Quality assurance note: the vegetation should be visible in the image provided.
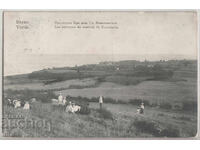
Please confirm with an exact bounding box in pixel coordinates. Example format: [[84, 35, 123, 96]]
[[105, 76, 148, 85], [28, 70, 94, 84], [159, 126, 180, 137], [25, 59, 187, 85], [78, 106, 91, 115], [4, 89, 197, 113], [159, 102, 172, 110], [4, 89, 57, 103], [96, 108, 114, 120], [3, 59, 197, 138], [132, 118, 180, 137], [129, 99, 150, 106], [182, 101, 197, 112]]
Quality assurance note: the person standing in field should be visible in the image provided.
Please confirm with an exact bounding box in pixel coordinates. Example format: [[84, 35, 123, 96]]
[[58, 92, 63, 105], [99, 96, 103, 109], [140, 102, 144, 114], [63, 96, 67, 105]]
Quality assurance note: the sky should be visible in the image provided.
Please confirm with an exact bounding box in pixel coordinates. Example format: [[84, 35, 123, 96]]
[[4, 11, 198, 75]]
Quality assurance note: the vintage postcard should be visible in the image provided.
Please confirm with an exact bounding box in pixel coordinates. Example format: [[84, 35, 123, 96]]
[[1, 11, 199, 138]]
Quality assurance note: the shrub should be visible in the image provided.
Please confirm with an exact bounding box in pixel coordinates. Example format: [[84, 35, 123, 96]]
[[97, 108, 113, 120], [160, 102, 172, 110], [78, 106, 91, 115]]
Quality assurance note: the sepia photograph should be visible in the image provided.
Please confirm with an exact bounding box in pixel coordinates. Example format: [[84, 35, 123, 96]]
[[2, 11, 198, 138]]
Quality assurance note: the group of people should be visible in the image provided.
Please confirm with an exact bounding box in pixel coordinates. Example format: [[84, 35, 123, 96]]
[[58, 93, 67, 105], [57, 93, 145, 114], [66, 101, 81, 113], [57, 93, 104, 107], [8, 92, 145, 114], [7, 99, 30, 110], [54, 93, 81, 113]]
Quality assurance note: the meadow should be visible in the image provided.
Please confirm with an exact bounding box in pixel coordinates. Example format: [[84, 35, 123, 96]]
[[3, 59, 198, 138], [3, 100, 197, 137]]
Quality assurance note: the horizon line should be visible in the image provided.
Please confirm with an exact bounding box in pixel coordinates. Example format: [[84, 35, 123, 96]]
[[4, 58, 197, 77]]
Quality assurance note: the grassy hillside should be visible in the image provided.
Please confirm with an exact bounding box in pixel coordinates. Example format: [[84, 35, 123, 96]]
[[3, 59, 197, 138], [4, 59, 197, 90]]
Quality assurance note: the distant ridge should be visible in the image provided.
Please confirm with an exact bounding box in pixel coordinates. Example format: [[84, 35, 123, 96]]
[[4, 56, 197, 77]]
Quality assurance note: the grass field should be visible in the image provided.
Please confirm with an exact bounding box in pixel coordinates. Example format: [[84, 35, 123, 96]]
[[3, 59, 197, 138], [3, 101, 197, 137], [4, 77, 98, 91], [57, 79, 197, 104]]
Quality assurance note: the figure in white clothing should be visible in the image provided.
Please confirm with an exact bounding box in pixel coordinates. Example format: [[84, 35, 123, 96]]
[[13, 100, 21, 108], [66, 101, 73, 113], [99, 96, 103, 109], [58, 92, 63, 105], [63, 97, 67, 105], [137, 102, 145, 114], [23, 101, 30, 110]]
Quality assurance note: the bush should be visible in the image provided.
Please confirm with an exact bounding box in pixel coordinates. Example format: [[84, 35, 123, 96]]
[[160, 102, 172, 110], [78, 106, 91, 115], [97, 108, 113, 120]]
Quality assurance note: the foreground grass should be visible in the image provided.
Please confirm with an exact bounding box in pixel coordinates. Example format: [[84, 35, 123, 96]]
[[3, 104, 134, 137], [3, 100, 197, 138]]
